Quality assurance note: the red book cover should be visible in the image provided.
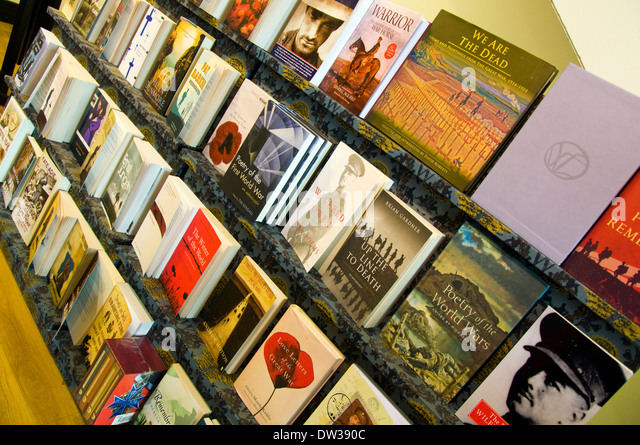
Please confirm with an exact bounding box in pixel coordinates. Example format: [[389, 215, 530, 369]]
[[159, 209, 222, 315], [562, 170, 640, 324], [224, 0, 270, 38]]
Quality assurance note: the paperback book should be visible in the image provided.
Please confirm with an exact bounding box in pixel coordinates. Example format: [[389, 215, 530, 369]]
[[234, 304, 345, 425], [321, 189, 444, 327], [142, 17, 215, 115], [246, 0, 297, 51], [562, 169, 640, 325], [365, 9, 557, 192], [197, 255, 288, 374], [472, 63, 640, 265], [159, 207, 240, 318], [281, 141, 393, 272], [380, 222, 549, 402], [1, 135, 41, 209], [0, 97, 35, 182], [13, 27, 64, 98], [223, 0, 271, 39], [72, 0, 109, 39], [455, 306, 632, 425], [99, 0, 150, 65], [304, 363, 410, 425], [317, 0, 424, 116], [202, 78, 274, 175]]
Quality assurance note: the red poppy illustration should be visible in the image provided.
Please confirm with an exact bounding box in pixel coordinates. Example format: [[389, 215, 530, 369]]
[[251, 331, 314, 417], [206, 121, 242, 166]]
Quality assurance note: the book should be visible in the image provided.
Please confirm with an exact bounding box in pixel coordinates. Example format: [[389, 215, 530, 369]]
[[281, 141, 393, 272], [48, 218, 101, 309], [80, 108, 144, 198], [223, 0, 271, 39], [132, 175, 205, 277], [117, 5, 176, 89], [13, 27, 64, 98], [69, 88, 120, 165], [562, 169, 640, 325], [246, 0, 297, 51], [142, 17, 215, 115], [134, 363, 211, 425], [316, 0, 424, 116], [455, 306, 632, 425], [472, 63, 640, 265], [220, 99, 319, 222], [192, 0, 234, 20], [233, 304, 345, 425], [85, 0, 123, 44], [64, 250, 125, 345], [0, 97, 35, 182], [365, 9, 558, 193], [73, 337, 166, 425], [25, 47, 99, 143], [28, 189, 81, 277], [304, 363, 410, 425], [72, 0, 109, 39], [202, 78, 274, 175], [588, 366, 640, 425], [1, 136, 41, 209], [99, 0, 150, 65], [380, 221, 550, 403], [59, 0, 82, 21], [271, 0, 369, 82], [93, 0, 128, 53], [321, 189, 445, 327], [11, 149, 71, 245], [159, 207, 240, 318], [100, 137, 171, 235], [197, 255, 288, 374], [165, 49, 241, 147], [82, 282, 154, 364]]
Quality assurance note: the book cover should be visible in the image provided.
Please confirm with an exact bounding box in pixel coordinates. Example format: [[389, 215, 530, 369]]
[[0, 96, 36, 182], [223, 0, 271, 39], [133, 363, 211, 425], [202, 78, 274, 175], [142, 18, 215, 114], [380, 222, 549, 402], [221, 100, 316, 222], [234, 304, 345, 425], [304, 363, 410, 425], [455, 306, 632, 425], [365, 9, 557, 192], [281, 141, 392, 272], [247, 0, 298, 51], [13, 27, 64, 97], [472, 63, 640, 266], [317, 0, 423, 115], [562, 169, 640, 325], [72, 0, 108, 38], [271, 0, 360, 81], [321, 189, 444, 327], [1, 136, 39, 210], [197, 255, 288, 374]]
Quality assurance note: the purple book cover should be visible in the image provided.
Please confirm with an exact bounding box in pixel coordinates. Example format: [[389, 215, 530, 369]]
[[472, 63, 640, 265]]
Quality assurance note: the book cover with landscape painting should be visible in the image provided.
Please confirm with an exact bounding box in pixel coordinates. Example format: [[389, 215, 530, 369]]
[[365, 9, 557, 192]]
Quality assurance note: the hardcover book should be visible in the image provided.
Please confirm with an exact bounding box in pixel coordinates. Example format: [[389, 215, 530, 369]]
[[0, 97, 35, 182], [134, 363, 211, 425], [202, 78, 274, 175], [271, 0, 366, 82], [365, 9, 557, 192], [142, 17, 215, 115], [304, 363, 410, 425], [117, 5, 176, 88], [472, 63, 640, 265], [220, 100, 318, 222], [281, 141, 393, 272], [73, 337, 166, 425], [562, 169, 640, 325], [159, 207, 240, 318], [380, 222, 549, 402], [69, 88, 120, 165], [321, 189, 444, 327], [13, 27, 64, 98], [234, 304, 345, 425], [317, 0, 424, 116], [165, 49, 241, 147], [455, 306, 632, 425], [2, 136, 41, 209], [197, 255, 288, 374]]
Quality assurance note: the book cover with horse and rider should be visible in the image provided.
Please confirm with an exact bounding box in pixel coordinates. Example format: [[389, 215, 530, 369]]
[[318, 0, 424, 115]]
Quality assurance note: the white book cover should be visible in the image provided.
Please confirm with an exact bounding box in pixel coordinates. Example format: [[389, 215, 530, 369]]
[[14, 28, 64, 97], [0, 97, 35, 182]]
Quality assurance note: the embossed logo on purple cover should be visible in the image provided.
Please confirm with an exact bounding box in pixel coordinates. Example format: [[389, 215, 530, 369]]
[[543, 141, 589, 180]]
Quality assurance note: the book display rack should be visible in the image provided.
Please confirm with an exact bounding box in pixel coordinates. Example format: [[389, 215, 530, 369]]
[[1, 0, 638, 425]]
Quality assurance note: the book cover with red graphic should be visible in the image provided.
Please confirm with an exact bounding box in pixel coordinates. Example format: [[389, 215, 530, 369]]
[[234, 304, 344, 425], [562, 170, 640, 325]]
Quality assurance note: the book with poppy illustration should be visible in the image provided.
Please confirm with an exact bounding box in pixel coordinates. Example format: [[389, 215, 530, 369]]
[[223, 0, 271, 39], [233, 304, 344, 425], [202, 78, 274, 175]]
